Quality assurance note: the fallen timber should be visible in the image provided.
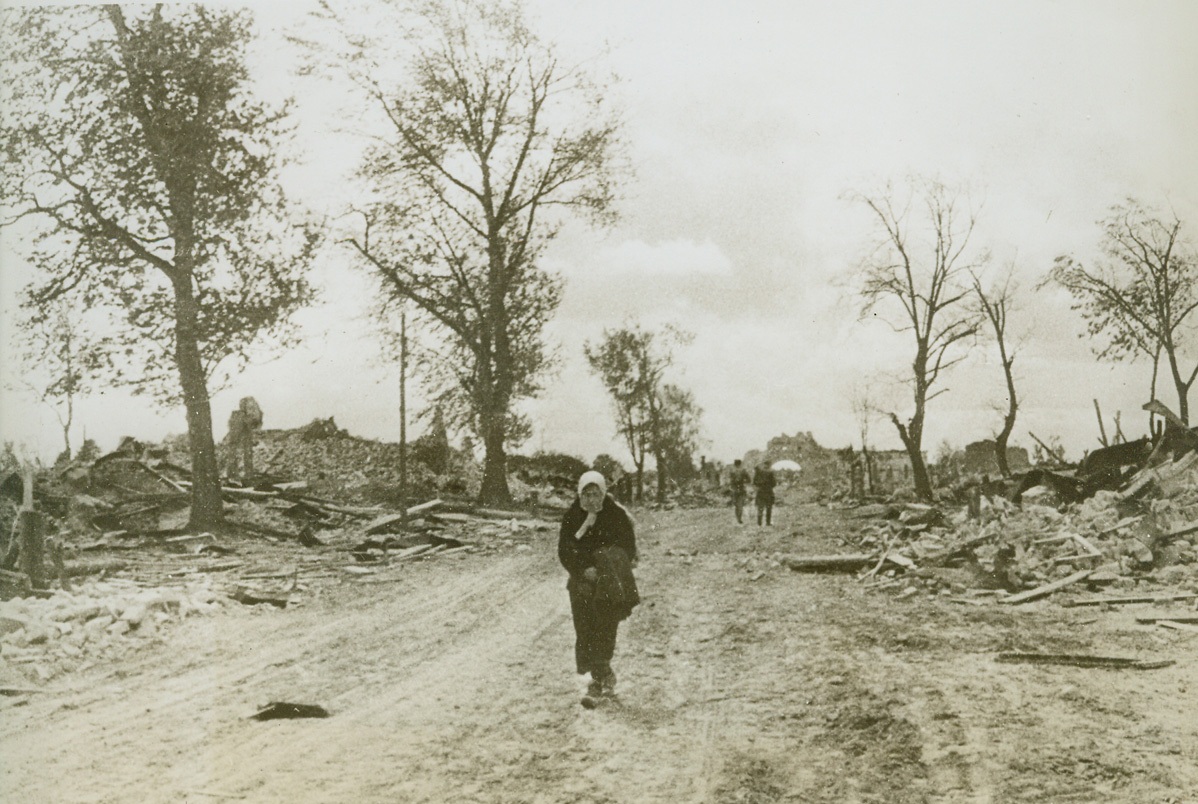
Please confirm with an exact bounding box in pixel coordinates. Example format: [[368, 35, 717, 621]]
[[995, 652, 1174, 670], [1000, 570, 1093, 605], [1062, 592, 1198, 608], [784, 554, 908, 573]]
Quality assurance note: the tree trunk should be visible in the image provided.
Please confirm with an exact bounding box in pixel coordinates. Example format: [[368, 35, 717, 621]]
[[864, 446, 875, 495], [890, 412, 933, 501], [17, 510, 47, 590], [478, 236, 514, 506], [1165, 349, 1191, 425], [991, 366, 1020, 474], [478, 410, 512, 505], [60, 386, 74, 460], [994, 429, 1011, 478], [173, 277, 223, 531], [654, 449, 667, 504]]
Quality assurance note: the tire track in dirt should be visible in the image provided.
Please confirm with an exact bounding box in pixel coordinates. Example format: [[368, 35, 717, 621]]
[[0, 551, 568, 804]]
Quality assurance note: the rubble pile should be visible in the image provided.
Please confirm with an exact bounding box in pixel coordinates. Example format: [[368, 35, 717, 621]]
[[0, 415, 577, 692], [0, 577, 225, 686], [250, 422, 453, 502], [810, 447, 1198, 604]]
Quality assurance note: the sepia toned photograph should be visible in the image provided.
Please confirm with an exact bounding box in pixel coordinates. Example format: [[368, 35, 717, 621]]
[[1, 1, 1196, 801]]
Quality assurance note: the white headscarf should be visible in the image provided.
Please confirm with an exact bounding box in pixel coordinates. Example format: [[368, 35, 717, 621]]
[[577, 470, 607, 497]]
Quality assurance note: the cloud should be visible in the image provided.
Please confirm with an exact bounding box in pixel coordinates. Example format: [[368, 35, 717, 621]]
[[591, 237, 735, 279]]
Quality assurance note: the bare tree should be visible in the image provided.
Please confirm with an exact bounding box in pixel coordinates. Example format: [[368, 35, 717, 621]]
[[314, 0, 625, 504], [852, 180, 982, 501], [848, 383, 878, 494], [970, 264, 1021, 477], [11, 295, 111, 461], [1049, 200, 1198, 423]]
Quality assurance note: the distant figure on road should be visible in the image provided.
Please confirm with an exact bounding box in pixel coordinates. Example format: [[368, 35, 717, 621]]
[[753, 463, 777, 526], [558, 471, 639, 702], [729, 459, 751, 524]]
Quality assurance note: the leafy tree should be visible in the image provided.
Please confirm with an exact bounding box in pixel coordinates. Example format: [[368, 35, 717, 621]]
[[585, 324, 693, 503], [653, 384, 704, 487], [852, 180, 983, 501], [0, 5, 319, 530], [1049, 200, 1198, 424], [592, 454, 625, 483], [315, 0, 625, 505], [411, 406, 452, 476]]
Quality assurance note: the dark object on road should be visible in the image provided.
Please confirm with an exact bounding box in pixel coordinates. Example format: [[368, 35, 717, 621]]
[[250, 702, 330, 720]]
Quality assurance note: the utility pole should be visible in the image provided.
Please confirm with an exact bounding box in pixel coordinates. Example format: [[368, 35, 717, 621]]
[[399, 310, 408, 529]]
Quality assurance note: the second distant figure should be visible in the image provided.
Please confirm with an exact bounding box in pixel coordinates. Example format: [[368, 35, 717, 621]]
[[753, 463, 777, 526], [729, 459, 751, 524]]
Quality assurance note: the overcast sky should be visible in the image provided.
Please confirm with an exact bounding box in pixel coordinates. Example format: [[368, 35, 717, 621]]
[[2, 0, 1197, 468]]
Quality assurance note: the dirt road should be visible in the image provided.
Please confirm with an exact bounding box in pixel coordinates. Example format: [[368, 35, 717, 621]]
[[3, 504, 1196, 803]]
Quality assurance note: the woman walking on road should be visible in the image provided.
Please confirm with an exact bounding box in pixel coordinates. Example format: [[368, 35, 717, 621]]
[[558, 471, 639, 700]]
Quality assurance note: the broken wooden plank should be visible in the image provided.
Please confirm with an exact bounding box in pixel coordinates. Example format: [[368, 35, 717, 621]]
[[861, 534, 897, 580], [1096, 516, 1142, 536], [138, 461, 189, 494], [418, 544, 448, 559], [196, 560, 244, 573], [784, 554, 876, 573], [995, 652, 1174, 670], [1121, 451, 1198, 499], [163, 533, 215, 544], [1050, 534, 1103, 566], [945, 596, 991, 606], [238, 570, 300, 581], [920, 531, 999, 567], [289, 496, 384, 517], [1160, 520, 1198, 542], [387, 544, 434, 561], [178, 481, 278, 499], [1001, 569, 1093, 605], [363, 499, 444, 535], [225, 517, 324, 547], [428, 512, 480, 524], [1033, 534, 1078, 545], [1135, 615, 1198, 624], [1062, 592, 1198, 608], [1072, 533, 1103, 558], [1157, 621, 1198, 634]]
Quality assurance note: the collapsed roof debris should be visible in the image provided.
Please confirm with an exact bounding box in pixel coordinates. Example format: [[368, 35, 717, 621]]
[[0, 420, 565, 688], [792, 401, 1198, 608]]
